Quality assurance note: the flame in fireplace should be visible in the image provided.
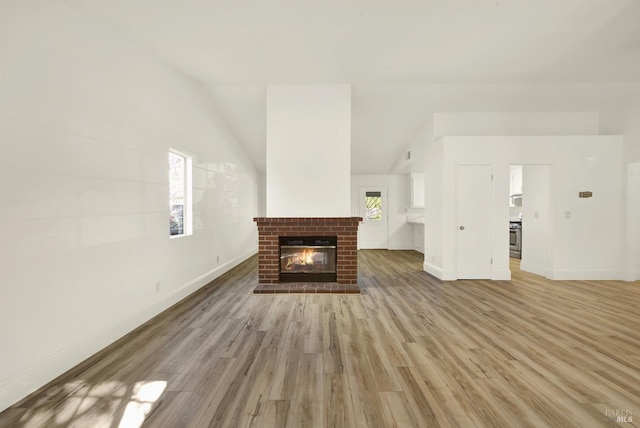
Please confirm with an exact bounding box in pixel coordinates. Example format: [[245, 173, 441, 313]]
[[284, 248, 316, 270], [299, 248, 314, 265]]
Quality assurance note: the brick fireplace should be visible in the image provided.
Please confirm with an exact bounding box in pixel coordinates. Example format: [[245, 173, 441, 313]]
[[253, 217, 362, 293]]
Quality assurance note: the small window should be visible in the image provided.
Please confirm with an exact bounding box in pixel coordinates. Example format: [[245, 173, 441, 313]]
[[364, 191, 382, 221], [169, 150, 192, 237]]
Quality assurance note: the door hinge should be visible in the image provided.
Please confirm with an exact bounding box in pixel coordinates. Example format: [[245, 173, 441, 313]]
[[491, 258, 493, 264], [491, 174, 494, 181]]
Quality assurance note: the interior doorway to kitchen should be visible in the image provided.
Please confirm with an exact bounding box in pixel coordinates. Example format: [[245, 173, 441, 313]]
[[511, 164, 551, 277]]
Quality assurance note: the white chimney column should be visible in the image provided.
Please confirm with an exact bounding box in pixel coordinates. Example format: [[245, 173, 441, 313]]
[[266, 85, 351, 217]]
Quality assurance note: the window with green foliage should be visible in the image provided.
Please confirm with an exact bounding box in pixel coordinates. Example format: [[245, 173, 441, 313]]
[[365, 191, 382, 220], [169, 150, 192, 237]]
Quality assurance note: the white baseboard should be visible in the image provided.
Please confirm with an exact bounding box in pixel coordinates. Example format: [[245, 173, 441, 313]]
[[423, 261, 635, 283], [492, 270, 511, 280], [424, 261, 443, 279], [423, 262, 457, 281], [622, 270, 639, 282], [0, 248, 257, 413], [424, 262, 510, 281], [519, 261, 547, 277], [548, 269, 626, 281], [386, 243, 415, 251]]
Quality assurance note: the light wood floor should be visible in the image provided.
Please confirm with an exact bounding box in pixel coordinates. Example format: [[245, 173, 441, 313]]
[[2, 251, 639, 427]]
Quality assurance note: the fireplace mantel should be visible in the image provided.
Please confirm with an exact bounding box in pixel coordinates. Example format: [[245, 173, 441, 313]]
[[253, 217, 362, 293]]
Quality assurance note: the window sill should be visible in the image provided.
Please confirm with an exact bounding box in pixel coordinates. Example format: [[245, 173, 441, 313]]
[[170, 233, 192, 240]]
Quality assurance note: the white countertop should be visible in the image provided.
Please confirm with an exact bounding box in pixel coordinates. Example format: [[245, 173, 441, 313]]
[[406, 215, 424, 224]]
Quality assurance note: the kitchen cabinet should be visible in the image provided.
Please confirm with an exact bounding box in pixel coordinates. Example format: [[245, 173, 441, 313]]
[[510, 165, 523, 194], [510, 165, 523, 207], [413, 223, 424, 253], [410, 173, 425, 208], [407, 215, 424, 253]]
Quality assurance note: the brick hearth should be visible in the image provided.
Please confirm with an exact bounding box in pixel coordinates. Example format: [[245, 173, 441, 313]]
[[253, 217, 362, 293]]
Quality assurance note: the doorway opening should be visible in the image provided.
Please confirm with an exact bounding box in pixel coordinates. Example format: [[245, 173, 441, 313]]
[[509, 164, 551, 278]]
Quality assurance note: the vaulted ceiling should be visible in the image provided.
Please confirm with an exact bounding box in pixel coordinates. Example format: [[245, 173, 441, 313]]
[[63, 0, 640, 173]]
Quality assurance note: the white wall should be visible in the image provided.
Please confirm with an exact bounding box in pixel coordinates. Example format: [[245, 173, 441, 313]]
[[623, 104, 640, 280], [0, 1, 259, 411], [424, 139, 445, 276], [258, 174, 267, 217], [392, 119, 431, 174], [266, 85, 351, 217], [520, 165, 551, 276], [624, 102, 640, 163], [627, 163, 640, 280], [424, 136, 624, 281], [433, 112, 600, 138], [351, 175, 413, 250]]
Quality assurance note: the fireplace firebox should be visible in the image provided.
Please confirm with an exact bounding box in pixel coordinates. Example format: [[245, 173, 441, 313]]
[[279, 236, 337, 282]]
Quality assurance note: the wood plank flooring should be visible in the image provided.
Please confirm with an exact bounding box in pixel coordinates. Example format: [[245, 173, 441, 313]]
[[1, 251, 639, 427]]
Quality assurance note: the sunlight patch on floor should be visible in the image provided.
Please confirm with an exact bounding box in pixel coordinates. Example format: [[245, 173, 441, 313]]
[[118, 380, 167, 428], [17, 379, 167, 428]]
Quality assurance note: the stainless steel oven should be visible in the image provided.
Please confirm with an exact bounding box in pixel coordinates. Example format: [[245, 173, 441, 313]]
[[509, 221, 522, 258]]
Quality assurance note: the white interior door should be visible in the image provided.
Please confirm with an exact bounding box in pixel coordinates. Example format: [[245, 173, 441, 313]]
[[457, 165, 493, 279], [359, 187, 388, 249]]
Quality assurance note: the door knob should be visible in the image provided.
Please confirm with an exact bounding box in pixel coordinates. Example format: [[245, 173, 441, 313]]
[[459, 226, 465, 230]]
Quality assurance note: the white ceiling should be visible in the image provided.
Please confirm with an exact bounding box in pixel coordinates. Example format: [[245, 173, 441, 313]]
[[63, 0, 640, 173]]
